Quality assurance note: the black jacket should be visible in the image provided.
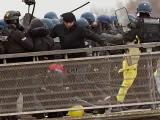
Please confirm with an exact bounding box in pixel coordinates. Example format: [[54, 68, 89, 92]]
[[50, 23, 103, 49], [3, 25, 33, 63], [28, 19, 55, 60], [4, 26, 33, 54]]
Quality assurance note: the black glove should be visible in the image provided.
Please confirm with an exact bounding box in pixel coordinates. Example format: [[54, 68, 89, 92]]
[[11, 30, 26, 43], [123, 30, 137, 43], [17, 24, 25, 32]]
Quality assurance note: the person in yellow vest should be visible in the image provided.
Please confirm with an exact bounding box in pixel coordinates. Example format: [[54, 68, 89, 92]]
[[112, 35, 140, 112]]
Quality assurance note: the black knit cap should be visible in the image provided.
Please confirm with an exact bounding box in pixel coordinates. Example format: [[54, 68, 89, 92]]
[[61, 12, 76, 22]]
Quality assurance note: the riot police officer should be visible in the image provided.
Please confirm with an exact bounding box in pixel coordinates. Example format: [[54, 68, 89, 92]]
[[4, 10, 33, 62], [97, 14, 124, 55], [136, 1, 160, 108], [136, 1, 152, 18], [134, 1, 160, 51], [80, 12, 95, 25], [80, 12, 99, 33], [97, 14, 119, 34], [28, 18, 55, 60]]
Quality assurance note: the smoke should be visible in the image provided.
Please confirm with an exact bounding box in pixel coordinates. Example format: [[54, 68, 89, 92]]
[[91, 0, 160, 17]]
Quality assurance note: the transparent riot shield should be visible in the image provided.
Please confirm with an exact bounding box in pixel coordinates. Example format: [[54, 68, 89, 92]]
[[115, 7, 131, 33], [115, 7, 140, 66]]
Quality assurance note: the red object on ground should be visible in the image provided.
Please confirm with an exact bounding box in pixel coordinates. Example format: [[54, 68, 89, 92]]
[[48, 64, 67, 76]]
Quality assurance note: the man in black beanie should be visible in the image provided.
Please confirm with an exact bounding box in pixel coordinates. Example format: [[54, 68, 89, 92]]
[[50, 12, 106, 58], [49, 12, 107, 115], [61, 12, 76, 29]]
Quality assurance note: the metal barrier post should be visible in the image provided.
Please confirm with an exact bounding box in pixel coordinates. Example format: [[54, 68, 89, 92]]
[[65, 54, 68, 59], [147, 48, 156, 109], [3, 59, 6, 64]]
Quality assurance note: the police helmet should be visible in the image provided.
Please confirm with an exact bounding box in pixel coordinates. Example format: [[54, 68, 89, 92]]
[[50, 19, 60, 27], [4, 10, 21, 24], [97, 14, 112, 24], [76, 18, 89, 28], [80, 12, 95, 24], [41, 18, 54, 29], [44, 12, 58, 19], [137, 1, 152, 14]]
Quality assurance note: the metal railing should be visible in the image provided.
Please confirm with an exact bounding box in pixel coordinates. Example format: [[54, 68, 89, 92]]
[[0, 42, 159, 117], [0, 42, 159, 60]]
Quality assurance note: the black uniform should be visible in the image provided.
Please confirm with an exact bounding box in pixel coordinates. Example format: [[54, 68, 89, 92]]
[[5, 26, 33, 54], [92, 23, 124, 55], [50, 23, 104, 58], [4, 25, 33, 63], [28, 19, 55, 60]]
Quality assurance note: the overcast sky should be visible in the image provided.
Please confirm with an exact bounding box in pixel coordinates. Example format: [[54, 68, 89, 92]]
[[0, 0, 128, 19]]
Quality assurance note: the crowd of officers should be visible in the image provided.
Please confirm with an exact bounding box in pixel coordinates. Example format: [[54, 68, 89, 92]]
[[0, 6, 133, 63], [0, 0, 158, 119], [0, 1, 156, 63]]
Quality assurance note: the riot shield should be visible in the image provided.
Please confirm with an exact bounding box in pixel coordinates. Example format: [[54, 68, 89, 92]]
[[115, 7, 131, 33], [115, 7, 140, 65]]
